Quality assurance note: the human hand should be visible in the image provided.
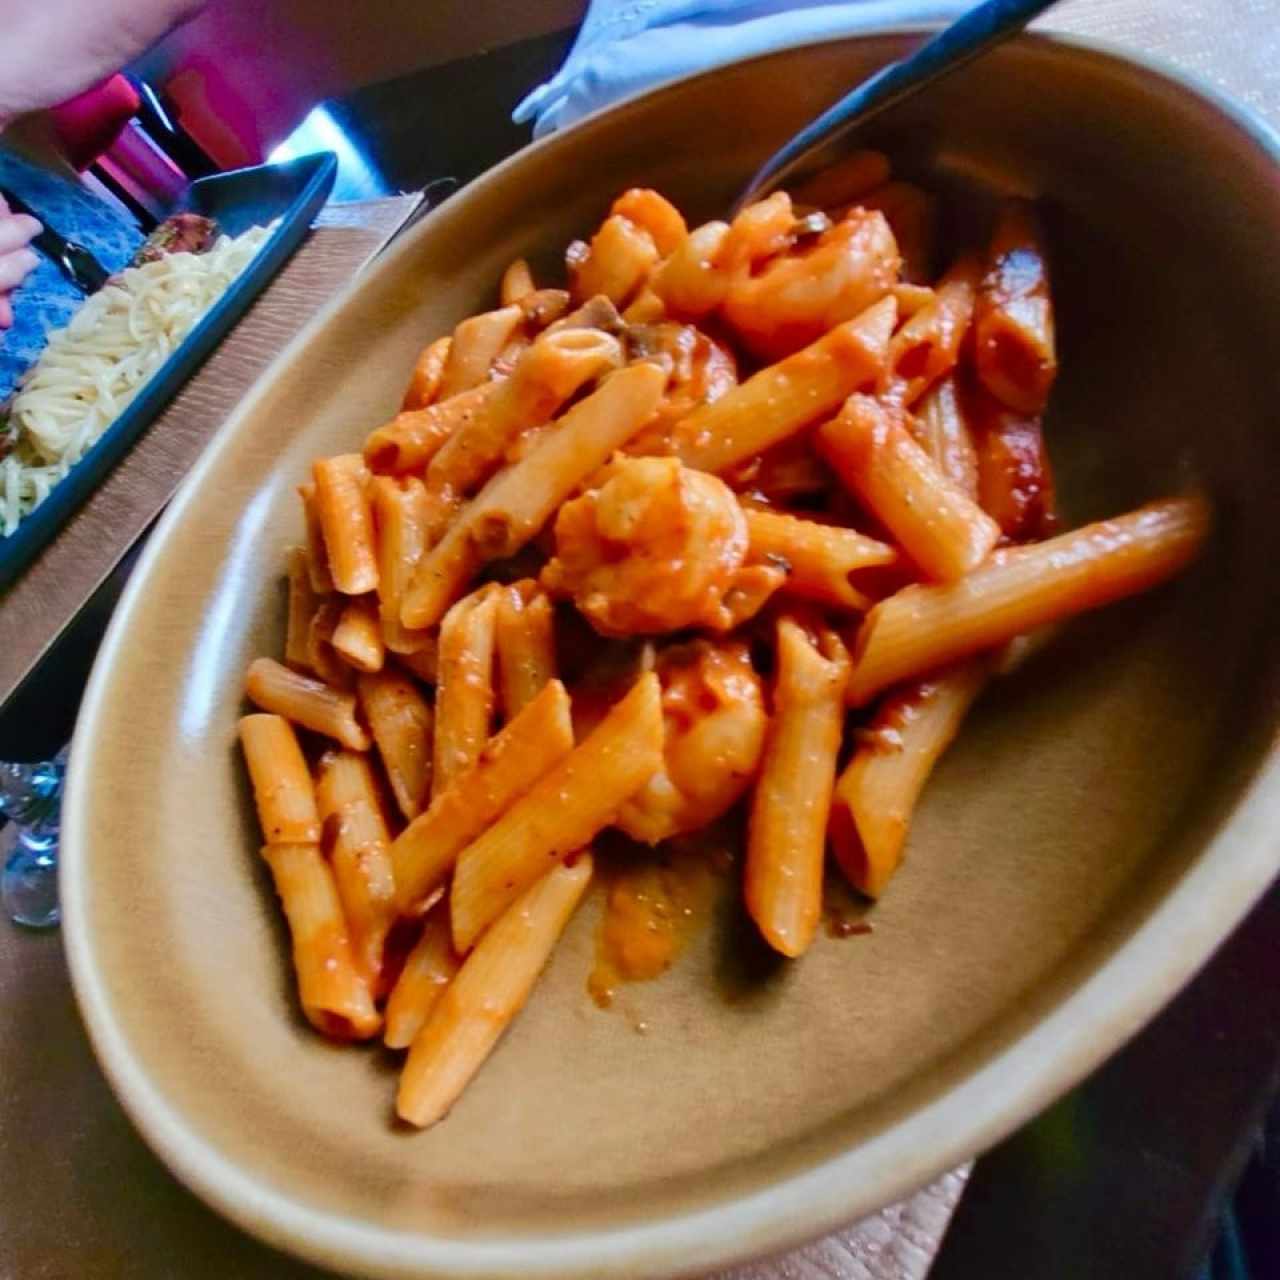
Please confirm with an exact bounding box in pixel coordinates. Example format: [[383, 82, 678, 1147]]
[[0, 195, 41, 330]]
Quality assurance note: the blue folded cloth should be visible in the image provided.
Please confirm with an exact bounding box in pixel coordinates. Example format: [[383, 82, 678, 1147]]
[[0, 150, 142, 402], [514, 0, 967, 136]]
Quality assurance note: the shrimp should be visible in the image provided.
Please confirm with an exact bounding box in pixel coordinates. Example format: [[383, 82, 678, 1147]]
[[720, 207, 901, 361], [541, 456, 777, 636], [623, 322, 738, 458], [616, 641, 767, 843]]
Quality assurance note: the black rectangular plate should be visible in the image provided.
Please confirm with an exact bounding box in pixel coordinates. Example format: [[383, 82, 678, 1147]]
[[0, 150, 337, 592]]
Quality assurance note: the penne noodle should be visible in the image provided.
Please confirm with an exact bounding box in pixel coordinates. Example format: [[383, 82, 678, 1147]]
[[331, 597, 385, 673], [883, 254, 981, 407], [246, 657, 371, 751], [912, 375, 980, 499], [358, 669, 434, 821], [610, 188, 688, 256], [437, 305, 524, 400], [745, 617, 850, 958], [365, 381, 501, 476], [315, 750, 397, 988], [395, 643, 438, 686], [892, 281, 937, 319], [400, 361, 665, 628], [450, 672, 663, 952], [297, 481, 334, 594], [570, 213, 660, 305], [423, 327, 624, 500], [500, 257, 536, 306], [397, 855, 592, 1128], [675, 294, 897, 474], [829, 661, 990, 899], [495, 581, 556, 720], [651, 220, 731, 318], [745, 508, 900, 611], [402, 335, 452, 411], [432, 587, 499, 793], [818, 394, 1001, 581], [369, 475, 437, 655], [847, 495, 1211, 705], [238, 713, 321, 844], [383, 906, 460, 1049], [792, 149, 891, 211], [621, 287, 666, 324], [284, 545, 320, 673], [391, 678, 575, 914], [313, 454, 379, 596], [971, 391, 1058, 540], [262, 841, 380, 1040], [973, 200, 1057, 414], [307, 598, 355, 690]]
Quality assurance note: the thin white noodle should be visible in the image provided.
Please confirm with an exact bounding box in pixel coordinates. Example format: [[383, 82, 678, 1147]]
[[1, 223, 274, 534]]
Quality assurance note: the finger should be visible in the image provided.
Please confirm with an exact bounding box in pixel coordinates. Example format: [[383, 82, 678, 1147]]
[[0, 194, 9, 216], [0, 248, 39, 290], [0, 294, 12, 329], [0, 214, 41, 255]]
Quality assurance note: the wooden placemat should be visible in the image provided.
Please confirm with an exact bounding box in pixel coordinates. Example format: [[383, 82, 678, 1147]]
[[0, 195, 421, 709]]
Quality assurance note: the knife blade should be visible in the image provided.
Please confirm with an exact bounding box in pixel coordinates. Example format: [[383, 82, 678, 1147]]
[[0, 187, 111, 294]]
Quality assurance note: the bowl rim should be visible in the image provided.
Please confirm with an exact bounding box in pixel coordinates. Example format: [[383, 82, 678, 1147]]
[[61, 26, 1280, 1280]]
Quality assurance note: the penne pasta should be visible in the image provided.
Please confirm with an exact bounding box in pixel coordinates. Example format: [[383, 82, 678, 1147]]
[[971, 391, 1058, 541], [383, 906, 460, 1049], [245, 657, 371, 751], [262, 841, 381, 1040], [912, 375, 980, 499], [847, 495, 1211, 705], [818, 393, 1001, 581], [315, 750, 397, 987], [331, 597, 385, 674], [313, 454, 379, 596], [395, 643, 438, 686], [423, 327, 624, 501], [432, 587, 499, 793], [358, 669, 433, 821], [238, 713, 321, 844], [516, 287, 571, 332], [882, 253, 981, 407], [745, 617, 850, 958], [437, 305, 524, 400], [829, 661, 990, 899], [391, 678, 575, 915], [307, 598, 355, 690], [397, 854, 592, 1128], [365, 381, 501, 476], [369, 475, 437, 655], [973, 200, 1057, 414], [402, 335, 452, 411], [284, 545, 320, 673], [297, 481, 334, 594], [500, 257, 536, 306], [400, 361, 665, 628], [745, 508, 899, 611], [495, 581, 556, 721], [675, 294, 897, 474], [570, 213, 660, 305], [450, 672, 663, 952]]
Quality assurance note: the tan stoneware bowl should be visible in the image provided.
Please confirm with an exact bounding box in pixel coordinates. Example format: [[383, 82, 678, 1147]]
[[62, 30, 1280, 1280]]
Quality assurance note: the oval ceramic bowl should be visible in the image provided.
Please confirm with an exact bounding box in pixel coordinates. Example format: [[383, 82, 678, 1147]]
[[63, 31, 1280, 1280]]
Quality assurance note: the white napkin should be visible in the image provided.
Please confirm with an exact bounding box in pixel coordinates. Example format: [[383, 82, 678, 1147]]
[[514, 0, 968, 137]]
